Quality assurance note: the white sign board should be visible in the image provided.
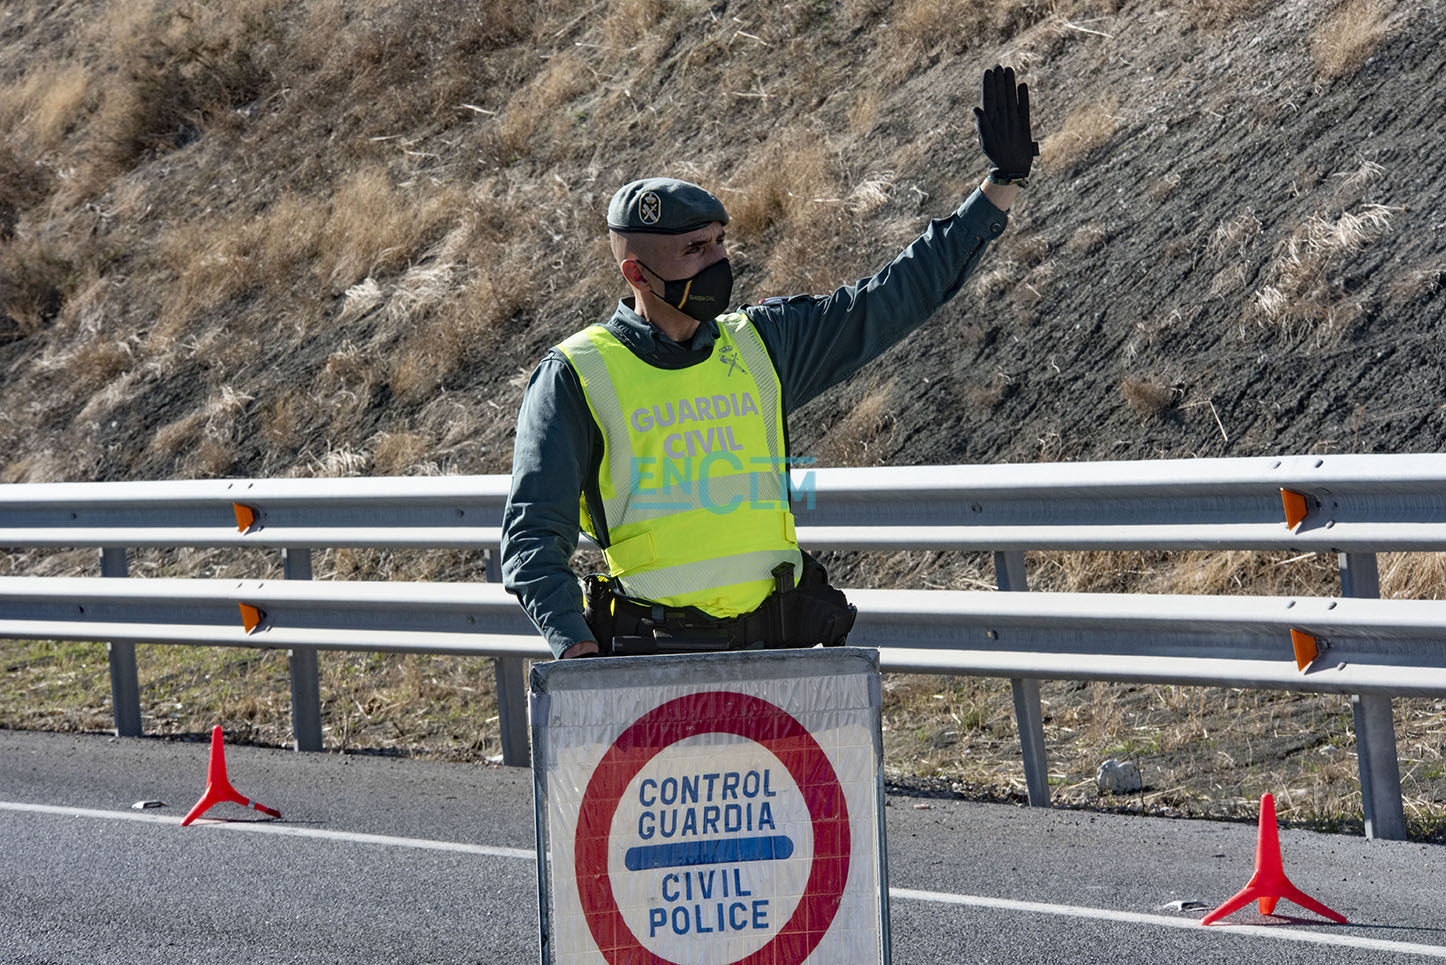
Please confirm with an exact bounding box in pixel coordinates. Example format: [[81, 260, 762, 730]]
[[530, 648, 888, 965]]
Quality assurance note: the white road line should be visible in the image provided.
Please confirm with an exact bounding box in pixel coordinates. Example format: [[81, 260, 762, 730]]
[[6, 800, 1445, 958], [0, 801, 534, 860], [891, 887, 1446, 959]]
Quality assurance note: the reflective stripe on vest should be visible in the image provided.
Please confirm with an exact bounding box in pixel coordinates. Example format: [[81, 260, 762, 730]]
[[557, 313, 801, 617]]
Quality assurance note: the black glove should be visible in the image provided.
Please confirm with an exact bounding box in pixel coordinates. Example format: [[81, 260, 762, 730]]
[[973, 64, 1038, 182]]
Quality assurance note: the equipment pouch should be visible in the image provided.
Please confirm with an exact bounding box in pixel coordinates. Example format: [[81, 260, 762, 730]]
[[774, 553, 857, 647]]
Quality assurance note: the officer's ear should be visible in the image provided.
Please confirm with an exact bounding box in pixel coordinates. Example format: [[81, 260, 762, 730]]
[[621, 258, 652, 293]]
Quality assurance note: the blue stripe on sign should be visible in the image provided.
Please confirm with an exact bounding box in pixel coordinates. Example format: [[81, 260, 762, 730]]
[[624, 835, 795, 872]]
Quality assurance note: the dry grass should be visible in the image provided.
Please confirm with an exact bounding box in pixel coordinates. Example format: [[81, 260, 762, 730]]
[[75, 0, 281, 192], [1380, 552, 1446, 601], [1039, 96, 1119, 172], [0, 637, 508, 760], [814, 377, 899, 467], [1002, 233, 1050, 268], [1183, 0, 1272, 28], [1145, 173, 1181, 202], [413, 395, 490, 471], [847, 89, 883, 138], [76, 371, 144, 426], [880, 547, 1446, 832], [1119, 376, 1174, 416], [1388, 266, 1446, 304], [1251, 202, 1398, 339], [890, 0, 994, 60], [188, 438, 237, 478], [886, 0, 1097, 75], [380, 234, 529, 406], [0, 62, 92, 150], [305, 445, 373, 478], [497, 50, 594, 159], [0, 234, 79, 336], [726, 127, 839, 238], [10, 624, 1438, 833], [319, 170, 464, 295], [371, 430, 434, 475], [1205, 214, 1262, 298], [1028, 548, 1339, 597], [152, 174, 463, 342], [67, 339, 134, 391], [147, 410, 207, 459], [260, 391, 304, 451], [970, 258, 1022, 300], [321, 651, 506, 758], [389, 349, 446, 406], [143, 385, 252, 466], [306, 343, 383, 442], [1312, 0, 1393, 81], [1208, 211, 1263, 260], [0, 145, 53, 239], [601, 0, 668, 49], [1065, 226, 1106, 255], [1332, 156, 1386, 200], [154, 193, 324, 338], [724, 126, 853, 292], [967, 372, 1014, 409], [882, 673, 1402, 830]]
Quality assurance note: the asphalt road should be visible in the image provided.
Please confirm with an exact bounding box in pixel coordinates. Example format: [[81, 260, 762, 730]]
[[4, 728, 1446, 964]]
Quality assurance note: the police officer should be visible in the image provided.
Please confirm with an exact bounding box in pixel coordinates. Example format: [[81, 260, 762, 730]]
[[502, 65, 1038, 658]]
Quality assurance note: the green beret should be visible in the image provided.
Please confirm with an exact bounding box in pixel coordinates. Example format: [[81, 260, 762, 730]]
[[607, 177, 729, 235]]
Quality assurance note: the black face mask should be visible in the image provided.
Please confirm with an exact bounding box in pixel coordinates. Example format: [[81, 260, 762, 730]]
[[638, 258, 733, 323]]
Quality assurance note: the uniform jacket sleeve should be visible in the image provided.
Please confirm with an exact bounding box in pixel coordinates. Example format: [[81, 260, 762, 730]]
[[500, 354, 598, 658], [746, 187, 1009, 414]]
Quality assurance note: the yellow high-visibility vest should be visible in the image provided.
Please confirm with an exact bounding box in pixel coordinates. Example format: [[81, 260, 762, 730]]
[[557, 312, 801, 617]]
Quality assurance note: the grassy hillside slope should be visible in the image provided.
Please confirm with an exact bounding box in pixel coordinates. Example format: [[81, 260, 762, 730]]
[[4, 0, 1441, 486], [3, 0, 1444, 830]]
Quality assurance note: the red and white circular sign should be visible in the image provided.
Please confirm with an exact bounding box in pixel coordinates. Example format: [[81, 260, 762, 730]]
[[574, 690, 851, 965]]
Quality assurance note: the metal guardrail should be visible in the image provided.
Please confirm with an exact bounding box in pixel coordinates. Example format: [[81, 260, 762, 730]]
[[3, 451, 1445, 839], [0, 476, 511, 548], [4, 453, 1444, 550], [8, 578, 1444, 692], [852, 589, 1446, 693], [800, 453, 1446, 550]]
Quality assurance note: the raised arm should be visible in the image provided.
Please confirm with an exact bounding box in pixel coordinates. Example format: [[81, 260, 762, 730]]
[[747, 64, 1039, 413]]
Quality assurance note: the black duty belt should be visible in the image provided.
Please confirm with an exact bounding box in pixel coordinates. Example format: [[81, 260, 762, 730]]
[[582, 556, 856, 657]]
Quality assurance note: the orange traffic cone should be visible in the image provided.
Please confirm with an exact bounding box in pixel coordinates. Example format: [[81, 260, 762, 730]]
[[180, 726, 282, 826], [1201, 792, 1345, 925]]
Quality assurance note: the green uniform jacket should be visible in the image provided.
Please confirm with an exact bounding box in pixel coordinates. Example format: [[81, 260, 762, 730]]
[[502, 188, 1010, 657]]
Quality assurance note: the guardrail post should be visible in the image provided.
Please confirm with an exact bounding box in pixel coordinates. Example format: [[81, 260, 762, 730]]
[[1340, 552, 1405, 840], [102, 547, 142, 738], [285, 548, 325, 753], [994, 550, 1050, 807], [487, 548, 529, 766]]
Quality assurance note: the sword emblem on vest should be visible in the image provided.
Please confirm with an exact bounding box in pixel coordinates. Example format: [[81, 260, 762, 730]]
[[718, 344, 745, 376]]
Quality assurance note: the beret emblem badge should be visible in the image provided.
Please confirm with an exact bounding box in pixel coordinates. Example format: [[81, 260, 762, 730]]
[[638, 191, 662, 225]]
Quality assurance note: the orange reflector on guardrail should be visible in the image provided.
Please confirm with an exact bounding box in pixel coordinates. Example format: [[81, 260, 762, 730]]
[[239, 604, 263, 634], [1280, 489, 1308, 530], [1291, 629, 1318, 671], [233, 503, 256, 533]]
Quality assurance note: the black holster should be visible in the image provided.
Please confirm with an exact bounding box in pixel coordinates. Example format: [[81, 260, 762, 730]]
[[770, 553, 858, 648], [582, 573, 616, 653]]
